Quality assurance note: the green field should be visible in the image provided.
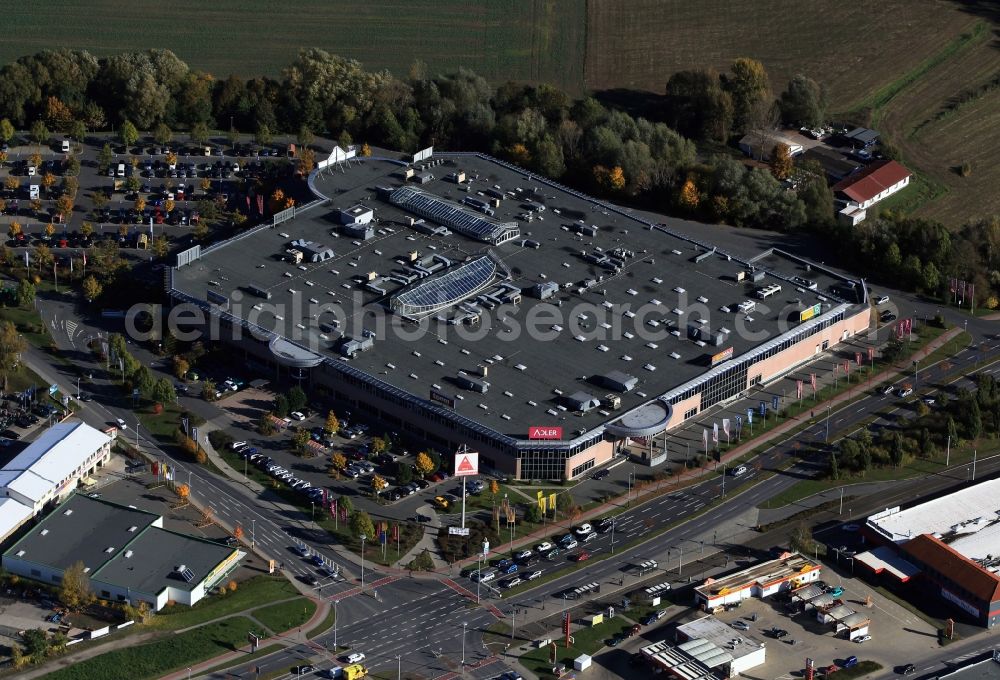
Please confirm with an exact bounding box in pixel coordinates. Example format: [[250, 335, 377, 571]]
[[0, 0, 587, 91], [44, 616, 257, 680], [251, 597, 316, 635]]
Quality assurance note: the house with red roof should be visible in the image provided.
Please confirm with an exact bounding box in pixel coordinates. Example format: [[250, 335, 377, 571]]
[[833, 160, 911, 225]]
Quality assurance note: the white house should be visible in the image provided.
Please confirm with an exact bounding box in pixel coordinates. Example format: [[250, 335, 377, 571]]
[[833, 160, 911, 223]]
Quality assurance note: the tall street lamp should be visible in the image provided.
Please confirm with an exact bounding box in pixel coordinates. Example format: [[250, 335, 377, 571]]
[[461, 621, 468, 665], [359, 534, 367, 592]]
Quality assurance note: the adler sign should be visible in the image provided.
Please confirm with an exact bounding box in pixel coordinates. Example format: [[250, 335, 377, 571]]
[[528, 426, 563, 440]]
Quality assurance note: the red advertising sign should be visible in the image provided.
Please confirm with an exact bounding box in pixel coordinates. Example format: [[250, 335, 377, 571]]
[[528, 426, 563, 440]]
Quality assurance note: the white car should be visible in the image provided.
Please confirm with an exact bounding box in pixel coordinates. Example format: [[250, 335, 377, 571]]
[[116, 418, 128, 430], [526, 569, 543, 581], [344, 652, 365, 664], [898, 387, 913, 398], [573, 523, 593, 536], [230, 440, 248, 449], [290, 411, 306, 421], [563, 539, 579, 550], [854, 634, 872, 643], [875, 295, 890, 305], [514, 550, 533, 561], [534, 542, 553, 554]]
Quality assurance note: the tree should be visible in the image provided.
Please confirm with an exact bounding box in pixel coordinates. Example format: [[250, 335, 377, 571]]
[[97, 142, 113, 173], [20, 628, 51, 661], [173, 356, 190, 380], [779, 74, 827, 127], [152, 234, 169, 258], [371, 474, 388, 493], [15, 277, 34, 307], [556, 490, 575, 514], [920, 427, 935, 457], [414, 451, 435, 477], [177, 483, 190, 501], [678, 177, 700, 210], [192, 221, 209, 241], [360, 142, 372, 157], [59, 561, 95, 611], [29, 120, 49, 145], [152, 378, 176, 405], [153, 122, 172, 146], [41, 171, 56, 194], [395, 460, 413, 484], [331, 452, 348, 470], [82, 275, 102, 302], [273, 394, 289, 417], [0, 321, 25, 391], [291, 427, 311, 453], [607, 166, 626, 191], [350, 510, 376, 541], [69, 119, 87, 143], [790, 521, 818, 555], [234, 525, 244, 540], [722, 57, 771, 133], [44, 97, 74, 132], [829, 451, 839, 480], [324, 410, 340, 435], [287, 385, 307, 412], [0, 118, 13, 143], [201, 379, 217, 401], [770, 143, 793, 180], [489, 479, 500, 497], [133, 365, 155, 396], [970, 400, 983, 440], [525, 503, 542, 523], [297, 125, 314, 148], [190, 121, 209, 146], [120, 119, 139, 148], [3, 176, 18, 192], [227, 126, 239, 148], [254, 123, 271, 146], [891, 432, 905, 467], [370, 436, 388, 454], [338, 495, 354, 517]]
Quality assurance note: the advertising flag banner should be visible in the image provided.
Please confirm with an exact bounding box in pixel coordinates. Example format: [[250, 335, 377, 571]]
[[540, 496, 547, 513], [736, 415, 743, 432], [797, 380, 803, 400], [772, 395, 779, 411], [759, 401, 766, 416], [722, 419, 730, 437], [548, 493, 557, 510], [844, 360, 850, 374], [868, 346, 874, 361], [855, 352, 862, 366], [712, 423, 719, 443], [960, 280, 967, 297], [950, 278, 957, 293], [747, 408, 753, 424]]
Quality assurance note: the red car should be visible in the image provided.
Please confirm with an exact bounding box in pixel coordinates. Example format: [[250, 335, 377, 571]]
[[575, 551, 591, 562]]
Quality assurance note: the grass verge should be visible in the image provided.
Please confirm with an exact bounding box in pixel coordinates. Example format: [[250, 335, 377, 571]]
[[199, 643, 283, 677], [251, 597, 316, 636], [518, 615, 631, 677], [44, 615, 257, 680], [305, 605, 336, 640], [148, 576, 300, 630]]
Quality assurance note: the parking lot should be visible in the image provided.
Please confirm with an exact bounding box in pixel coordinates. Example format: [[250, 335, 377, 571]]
[[704, 574, 939, 679]]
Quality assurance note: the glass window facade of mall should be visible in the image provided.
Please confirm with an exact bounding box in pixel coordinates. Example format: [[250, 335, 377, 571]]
[[669, 311, 845, 415], [571, 458, 596, 478]]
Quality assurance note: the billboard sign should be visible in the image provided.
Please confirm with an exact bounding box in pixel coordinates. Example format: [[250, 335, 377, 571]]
[[709, 347, 734, 367], [799, 303, 822, 323], [454, 451, 479, 477], [412, 146, 433, 163], [448, 527, 470, 536], [528, 426, 563, 440], [429, 389, 456, 409]]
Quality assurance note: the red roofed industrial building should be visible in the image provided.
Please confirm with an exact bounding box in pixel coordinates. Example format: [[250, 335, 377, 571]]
[[833, 160, 911, 225], [900, 534, 1000, 628]]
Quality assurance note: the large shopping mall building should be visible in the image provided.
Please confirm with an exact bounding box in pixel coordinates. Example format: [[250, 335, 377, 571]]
[[167, 148, 870, 479]]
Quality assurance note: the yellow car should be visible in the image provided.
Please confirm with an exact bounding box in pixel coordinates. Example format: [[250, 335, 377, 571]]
[[433, 495, 450, 510]]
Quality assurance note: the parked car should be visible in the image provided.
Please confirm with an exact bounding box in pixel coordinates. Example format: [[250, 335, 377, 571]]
[[573, 523, 593, 536], [290, 411, 306, 420], [526, 569, 543, 581], [875, 295, 890, 305], [596, 518, 614, 533], [534, 541, 553, 554], [901, 663, 916, 674], [574, 551, 591, 562], [582, 532, 598, 543], [827, 586, 845, 597], [729, 465, 748, 477], [514, 550, 533, 562], [854, 634, 871, 643], [898, 387, 913, 398], [842, 656, 858, 669], [592, 468, 610, 480], [500, 577, 522, 589], [433, 496, 450, 510]]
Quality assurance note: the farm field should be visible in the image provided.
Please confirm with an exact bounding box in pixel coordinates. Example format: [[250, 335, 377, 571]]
[[874, 22, 1000, 222], [0, 0, 586, 91], [584, 0, 982, 110]]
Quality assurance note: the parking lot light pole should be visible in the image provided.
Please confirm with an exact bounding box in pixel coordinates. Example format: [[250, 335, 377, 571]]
[[476, 553, 482, 603], [396, 654, 401, 680], [251, 519, 255, 550], [333, 599, 338, 649], [610, 519, 616, 555]]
